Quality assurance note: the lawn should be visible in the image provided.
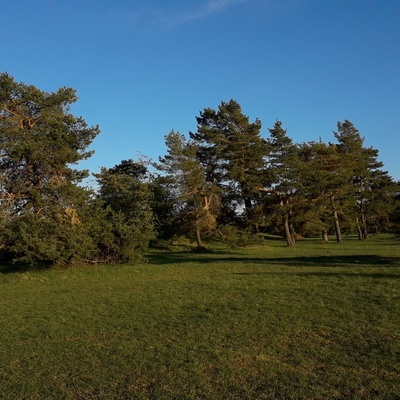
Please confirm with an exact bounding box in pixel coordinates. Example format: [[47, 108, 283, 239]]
[[0, 235, 399, 399]]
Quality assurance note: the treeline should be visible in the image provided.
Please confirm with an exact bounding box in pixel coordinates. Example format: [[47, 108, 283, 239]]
[[0, 74, 399, 267]]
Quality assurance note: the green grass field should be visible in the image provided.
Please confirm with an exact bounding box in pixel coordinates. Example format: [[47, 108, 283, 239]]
[[1, 235, 399, 399]]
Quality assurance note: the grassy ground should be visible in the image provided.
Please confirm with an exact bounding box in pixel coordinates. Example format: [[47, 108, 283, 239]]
[[0, 235, 399, 399]]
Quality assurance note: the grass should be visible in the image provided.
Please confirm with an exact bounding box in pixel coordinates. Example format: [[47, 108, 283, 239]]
[[0, 235, 399, 399]]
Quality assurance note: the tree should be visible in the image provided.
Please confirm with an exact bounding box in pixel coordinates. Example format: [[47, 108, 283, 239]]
[[158, 131, 220, 250], [262, 121, 300, 246], [365, 174, 398, 233], [148, 174, 177, 240], [334, 120, 391, 239], [0, 73, 99, 266], [391, 187, 400, 235], [190, 100, 268, 229], [295, 140, 353, 242], [94, 159, 155, 262]]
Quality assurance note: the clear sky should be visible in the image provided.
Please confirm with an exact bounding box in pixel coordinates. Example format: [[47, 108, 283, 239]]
[[2, 0, 399, 183]]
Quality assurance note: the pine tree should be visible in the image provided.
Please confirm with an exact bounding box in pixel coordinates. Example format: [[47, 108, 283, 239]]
[[94, 159, 155, 262], [391, 188, 400, 235], [158, 131, 220, 250], [263, 121, 300, 246], [190, 100, 268, 229], [296, 140, 353, 242], [0, 73, 99, 265], [334, 120, 391, 239]]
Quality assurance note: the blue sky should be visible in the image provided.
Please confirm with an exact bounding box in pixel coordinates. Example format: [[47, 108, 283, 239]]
[[2, 0, 400, 183]]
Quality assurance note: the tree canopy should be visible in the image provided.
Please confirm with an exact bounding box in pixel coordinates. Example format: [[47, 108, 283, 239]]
[[0, 74, 398, 267], [0, 73, 100, 265]]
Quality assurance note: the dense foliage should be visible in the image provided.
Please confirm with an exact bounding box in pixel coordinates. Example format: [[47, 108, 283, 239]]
[[0, 74, 398, 266], [94, 159, 155, 262], [0, 73, 98, 265], [0, 74, 153, 266]]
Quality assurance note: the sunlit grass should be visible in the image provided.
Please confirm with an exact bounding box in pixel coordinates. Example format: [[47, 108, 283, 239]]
[[1, 235, 399, 399]]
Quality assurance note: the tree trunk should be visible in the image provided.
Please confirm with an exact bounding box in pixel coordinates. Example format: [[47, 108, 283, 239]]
[[283, 215, 295, 246], [194, 222, 206, 250], [321, 230, 329, 242], [279, 196, 295, 246], [289, 214, 296, 244], [360, 213, 368, 239], [332, 208, 342, 243], [244, 196, 260, 234], [291, 232, 296, 245], [244, 196, 253, 214], [356, 218, 363, 240], [331, 197, 342, 243]]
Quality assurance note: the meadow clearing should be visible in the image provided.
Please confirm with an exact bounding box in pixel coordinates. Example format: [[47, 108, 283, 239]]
[[1, 235, 399, 399]]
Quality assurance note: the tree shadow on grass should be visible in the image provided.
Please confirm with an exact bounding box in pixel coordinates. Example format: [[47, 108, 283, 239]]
[[0, 264, 25, 274], [233, 271, 400, 279], [147, 252, 400, 268], [0, 262, 52, 274]]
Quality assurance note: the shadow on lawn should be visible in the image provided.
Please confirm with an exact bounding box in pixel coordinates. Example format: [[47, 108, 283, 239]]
[[0, 263, 49, 274], [147, 252, 400, 268], [232, 272, 400, 279]]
